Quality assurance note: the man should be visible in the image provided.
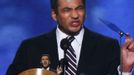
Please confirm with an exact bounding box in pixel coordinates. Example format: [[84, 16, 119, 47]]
[[40, 54, 60, 74], [6, 0, 134, 75], [40, 54, 51, 70]]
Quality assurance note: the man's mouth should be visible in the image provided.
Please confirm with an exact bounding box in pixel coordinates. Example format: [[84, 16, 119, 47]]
[[70, 21, 80, 27], [43, 62, 48, 65]]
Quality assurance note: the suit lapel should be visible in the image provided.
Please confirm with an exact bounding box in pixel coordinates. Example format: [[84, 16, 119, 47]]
[[45, 29, 59, 69], [77, 28, 98, 73]]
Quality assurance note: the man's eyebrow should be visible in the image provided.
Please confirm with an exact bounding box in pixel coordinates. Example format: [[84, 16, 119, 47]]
[[75, 5, 85, 9], [77, 5, 85, 8], [65, 0, 74, 3], [62, 7, 72, 10], [63, 7, 72, 9]]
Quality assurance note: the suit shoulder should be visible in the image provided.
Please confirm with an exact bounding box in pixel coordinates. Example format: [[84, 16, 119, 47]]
[[21, 29, 56, 46], [85, 28, 118, 43]]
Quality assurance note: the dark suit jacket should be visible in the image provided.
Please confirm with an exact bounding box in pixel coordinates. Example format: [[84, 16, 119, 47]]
[[6, 27, 120, 75]]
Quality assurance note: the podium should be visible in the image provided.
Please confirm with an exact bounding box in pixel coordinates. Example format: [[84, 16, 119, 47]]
[[19, 68, 58, 75]]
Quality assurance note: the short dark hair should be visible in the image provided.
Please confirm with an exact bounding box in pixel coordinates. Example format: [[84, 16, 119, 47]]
[[50, 0, 86, 12], [41, 54, 51, 60]]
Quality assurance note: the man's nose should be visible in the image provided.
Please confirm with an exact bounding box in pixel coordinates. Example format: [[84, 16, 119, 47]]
[[71, 10, 79, 19]]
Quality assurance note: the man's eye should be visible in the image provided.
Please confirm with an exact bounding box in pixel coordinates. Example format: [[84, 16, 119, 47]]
[[77, 6, 85, 10], [63, 8, 71, 12]]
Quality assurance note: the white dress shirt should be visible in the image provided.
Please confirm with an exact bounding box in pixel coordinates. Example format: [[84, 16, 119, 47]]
[[118, 66, 132, 75], [56, 27, 131, 75], [56, 27, 84, 65]]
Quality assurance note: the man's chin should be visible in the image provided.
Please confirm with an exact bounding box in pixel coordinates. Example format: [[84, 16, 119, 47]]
[[68, 30, 81, 36], [43, 66, 49, 68], [70, 28, 82, 35]]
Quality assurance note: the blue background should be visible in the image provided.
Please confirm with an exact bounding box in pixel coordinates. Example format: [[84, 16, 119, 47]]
[[0, 0, 134, 74]]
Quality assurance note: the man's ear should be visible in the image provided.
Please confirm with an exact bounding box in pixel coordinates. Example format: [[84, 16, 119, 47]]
[[51, 9, 57, 21]]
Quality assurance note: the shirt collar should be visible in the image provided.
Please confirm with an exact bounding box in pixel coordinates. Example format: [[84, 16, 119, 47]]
[[74, 28, 84, 45], [56, 26, 84, 45]]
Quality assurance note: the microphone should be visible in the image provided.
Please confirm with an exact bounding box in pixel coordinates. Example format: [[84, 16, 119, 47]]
[[60, 36, 74, 50], [60, 37, 70, 50], [58, 58, 68, 69], [60, 36, 74, 74]]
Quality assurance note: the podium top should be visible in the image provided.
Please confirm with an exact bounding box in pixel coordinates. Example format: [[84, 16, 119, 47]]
[[19, 68, 58, 75]]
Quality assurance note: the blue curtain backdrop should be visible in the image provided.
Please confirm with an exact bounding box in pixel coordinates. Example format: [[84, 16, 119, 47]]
[[0, 0, 134, 74]]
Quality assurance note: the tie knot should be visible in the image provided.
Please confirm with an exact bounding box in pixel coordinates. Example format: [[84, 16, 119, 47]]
[[68, 36, 75, 43]]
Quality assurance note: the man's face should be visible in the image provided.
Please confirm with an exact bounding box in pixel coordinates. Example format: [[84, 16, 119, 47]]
[[52, 0, 85, 35], [41, 56, 50, 69]]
